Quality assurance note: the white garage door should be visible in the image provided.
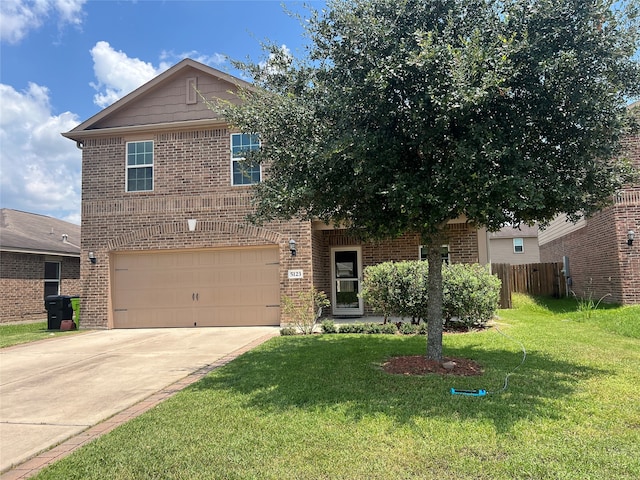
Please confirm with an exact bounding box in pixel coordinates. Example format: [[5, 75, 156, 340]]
[[112, 247, 280, 328]]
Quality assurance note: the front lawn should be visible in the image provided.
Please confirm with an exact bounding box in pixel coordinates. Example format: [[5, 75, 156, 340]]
[[35, 295, 640, 479]]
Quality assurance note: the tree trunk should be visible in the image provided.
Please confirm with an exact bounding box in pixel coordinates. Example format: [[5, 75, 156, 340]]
[[426, 243, 444, 361]]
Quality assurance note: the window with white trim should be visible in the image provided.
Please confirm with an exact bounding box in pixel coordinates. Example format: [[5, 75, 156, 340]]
[[513, 237, 524, 253], [126, 141, 154, 192], [419, 245, 451, 265], [231, 133, 261, 185]]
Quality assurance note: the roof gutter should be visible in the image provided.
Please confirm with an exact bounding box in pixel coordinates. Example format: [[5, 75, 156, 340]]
[[1, 247, 80, 258]]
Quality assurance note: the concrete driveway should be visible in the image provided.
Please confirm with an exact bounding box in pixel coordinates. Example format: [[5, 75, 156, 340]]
[[0, 327, 279, 474]]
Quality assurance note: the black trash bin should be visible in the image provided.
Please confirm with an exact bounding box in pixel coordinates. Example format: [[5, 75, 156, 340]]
[[44, 295, 74, 330]]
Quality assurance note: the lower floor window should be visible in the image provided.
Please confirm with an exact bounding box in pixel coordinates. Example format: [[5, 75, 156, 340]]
[[419, 245, 450, 264]]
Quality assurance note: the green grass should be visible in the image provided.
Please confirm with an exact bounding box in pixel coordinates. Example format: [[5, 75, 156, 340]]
[[0, 321, 81, 348], [35, 295, 640, 479]]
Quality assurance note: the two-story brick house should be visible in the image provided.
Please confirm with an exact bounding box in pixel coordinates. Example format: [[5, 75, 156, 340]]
[[63, 58, 489, 329]]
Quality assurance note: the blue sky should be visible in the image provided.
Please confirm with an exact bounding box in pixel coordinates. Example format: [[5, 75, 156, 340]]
[[0, 0, 324, 224]]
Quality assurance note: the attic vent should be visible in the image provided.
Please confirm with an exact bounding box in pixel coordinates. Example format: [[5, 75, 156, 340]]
[[186, 77, 197, 105], [62, 234, 68, 242]]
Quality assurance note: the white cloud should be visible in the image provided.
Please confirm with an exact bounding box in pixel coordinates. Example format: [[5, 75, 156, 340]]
[[89, 42, 231, 108], [89, 41, 164, 108], [0, 0, 86, 44], [0, 83, 82, 224], [159, 50, 227, 70]]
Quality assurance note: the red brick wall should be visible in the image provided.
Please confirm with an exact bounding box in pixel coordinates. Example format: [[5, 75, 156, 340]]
[[79, 129, 312, 328], [314, 223, 480, 315], [79, 125, 487, 326], [0, 252, 80, 323]]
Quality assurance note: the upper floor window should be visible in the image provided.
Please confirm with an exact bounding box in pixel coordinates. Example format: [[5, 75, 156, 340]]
[[513, 237, 524, 253], [231, 133, 261, 185], [126, 141, 153, 192], [419, 245, 451, 265]]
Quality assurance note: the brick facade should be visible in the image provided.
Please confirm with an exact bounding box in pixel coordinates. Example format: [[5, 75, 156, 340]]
[[313, 223, 480, 316], [67, 59, 488, 328], [78, 131, 313, 328], [0, 252, 80, 323], [539, 131, 640, 305]]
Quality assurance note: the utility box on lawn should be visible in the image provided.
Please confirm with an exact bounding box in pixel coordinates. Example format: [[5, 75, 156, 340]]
[[44, 295, 75, 330]]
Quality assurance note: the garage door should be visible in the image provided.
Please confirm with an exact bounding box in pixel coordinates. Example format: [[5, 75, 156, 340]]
[[112, 247, 280, 328]]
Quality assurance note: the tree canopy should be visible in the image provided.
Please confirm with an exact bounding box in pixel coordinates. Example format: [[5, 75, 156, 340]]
[[218, 0, 640, 360]]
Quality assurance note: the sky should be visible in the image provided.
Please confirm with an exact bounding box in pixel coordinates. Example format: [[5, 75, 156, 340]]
[[0, 0, 324, 225]]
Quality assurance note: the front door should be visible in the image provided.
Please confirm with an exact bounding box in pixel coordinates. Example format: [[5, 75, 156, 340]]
[[331, 247, 363, 316]]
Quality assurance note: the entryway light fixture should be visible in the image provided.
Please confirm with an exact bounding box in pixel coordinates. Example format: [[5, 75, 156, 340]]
[[289, 239, 297, 257], [88, 251, 97, 264], [628, 230, 635, 247]]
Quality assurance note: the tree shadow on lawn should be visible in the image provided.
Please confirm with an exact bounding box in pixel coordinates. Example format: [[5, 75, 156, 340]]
[[192, 335, 607, 434]]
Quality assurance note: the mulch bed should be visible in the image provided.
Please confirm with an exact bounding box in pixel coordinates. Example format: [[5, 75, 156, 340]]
[[382, 355, 484, 376]]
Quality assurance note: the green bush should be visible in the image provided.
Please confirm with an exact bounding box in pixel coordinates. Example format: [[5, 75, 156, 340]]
[[361, 261, 501, 330], [320, 319, 337, 334], [442, 264, 501, 329], [399, 322, 419, 335], [379, 323, 399, 334], [359, 262, 401, 323], [361, 261, 428, 323], [338, 323, 366, 334], [334, 322, 397, 335], [280, 327, 297, 336]]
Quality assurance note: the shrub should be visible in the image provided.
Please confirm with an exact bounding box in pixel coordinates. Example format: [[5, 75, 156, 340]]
[[338, 323, 366, 334], [360, 262, 401, 323], [364, 322, 382, 334], [399, 322, 419, 335], [280, 327, 297, 336], [361, 261, 501, 330], [379, 322, 399, 334], [281, 287, 331, 335], [361, 261, 428, 324], [442, 263, 501, 329], [334, 322, 397, 335], [320, 319, 337, 334]]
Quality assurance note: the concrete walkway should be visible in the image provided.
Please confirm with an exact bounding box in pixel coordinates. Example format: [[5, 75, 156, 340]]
[[0, 327, 279, 478]]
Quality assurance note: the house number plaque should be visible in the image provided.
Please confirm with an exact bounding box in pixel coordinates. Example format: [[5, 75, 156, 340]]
[[288, 269, 304, 279]]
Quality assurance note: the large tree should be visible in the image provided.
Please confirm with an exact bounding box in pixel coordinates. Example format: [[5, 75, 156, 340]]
[[218, 0, 639, 361]]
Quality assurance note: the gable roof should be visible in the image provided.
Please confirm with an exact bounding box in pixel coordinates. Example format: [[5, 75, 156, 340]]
[[0, 209, 80, 257], [63, 58, 254, 142]]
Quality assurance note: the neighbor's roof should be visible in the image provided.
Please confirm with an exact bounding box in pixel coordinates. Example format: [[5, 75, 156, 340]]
[[489, 224, 539, 239], [0, 209, 80, 256]]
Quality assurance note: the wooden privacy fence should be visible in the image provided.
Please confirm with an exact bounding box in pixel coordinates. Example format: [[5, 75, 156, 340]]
[[491, 262, 567, 309]]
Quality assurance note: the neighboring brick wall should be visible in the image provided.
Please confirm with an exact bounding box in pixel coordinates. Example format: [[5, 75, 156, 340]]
[[0, 252, 80, 323], [539, 132, 640, 305], [540, 210, 623, 303]]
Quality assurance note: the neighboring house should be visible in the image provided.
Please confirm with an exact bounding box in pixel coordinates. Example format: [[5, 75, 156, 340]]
[[0, 209, 81, 323], [538, 102, 640, 305], [62, 58, 490, 329], [488, 224, 540, 265]]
